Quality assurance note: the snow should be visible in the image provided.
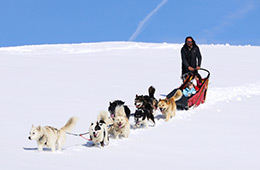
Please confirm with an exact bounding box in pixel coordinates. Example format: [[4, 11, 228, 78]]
[[0, 42, 260, 170]]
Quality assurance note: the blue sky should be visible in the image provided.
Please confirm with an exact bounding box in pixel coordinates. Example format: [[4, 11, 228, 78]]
[[0, 0, 259, 47]]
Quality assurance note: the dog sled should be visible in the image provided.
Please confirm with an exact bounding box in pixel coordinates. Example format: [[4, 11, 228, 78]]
[[166, 68, 210, 110]]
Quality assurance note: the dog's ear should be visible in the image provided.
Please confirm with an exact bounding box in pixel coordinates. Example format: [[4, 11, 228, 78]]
[[159, 98, 161, 101], [32, 124, 34, 128], [136, 94, 138, 97], [37, 126, 41, 131], [99, 120, 106, 124], [109, 102, 112, 105]]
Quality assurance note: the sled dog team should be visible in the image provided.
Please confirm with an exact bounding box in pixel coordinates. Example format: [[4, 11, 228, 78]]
[[28, 86, 183, 151]]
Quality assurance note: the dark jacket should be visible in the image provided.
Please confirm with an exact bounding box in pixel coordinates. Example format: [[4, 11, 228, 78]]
[[181, 37, 202, 75]]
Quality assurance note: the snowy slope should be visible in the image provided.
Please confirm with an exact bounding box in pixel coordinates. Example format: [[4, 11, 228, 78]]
[[0, 42, 260, 170]]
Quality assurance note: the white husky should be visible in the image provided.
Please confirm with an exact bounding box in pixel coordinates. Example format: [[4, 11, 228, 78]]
[[28, 117, 77, 152], [113, 106, 130, 139]]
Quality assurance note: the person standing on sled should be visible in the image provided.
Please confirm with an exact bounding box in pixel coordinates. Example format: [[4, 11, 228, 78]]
[[181, 36, 202, 81]]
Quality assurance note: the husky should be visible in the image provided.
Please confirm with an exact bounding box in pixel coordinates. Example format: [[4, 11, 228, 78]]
[[89, 114, 109, 147], [135, 86, 158, 114], [134, 107, 155, 128], [158, 89, 182, 121], [28, 117, 77, 152], [108, 100, 131, 119], [113, 106, 130, 139]]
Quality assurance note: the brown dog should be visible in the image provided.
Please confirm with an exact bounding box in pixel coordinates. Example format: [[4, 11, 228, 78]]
[[158, 89, 182, 121]]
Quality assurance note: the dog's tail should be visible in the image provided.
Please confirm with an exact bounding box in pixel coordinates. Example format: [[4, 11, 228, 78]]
[[172, 89, 183, 101], [97, 111, 113, 125], [97, 111, 109, 122], [148, 86, 156, 98], [60, 117, 78, 132], [115, 105, 126, 117]]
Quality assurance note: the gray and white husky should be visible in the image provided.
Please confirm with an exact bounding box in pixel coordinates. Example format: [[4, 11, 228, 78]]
[[28, 117, 78, 152]]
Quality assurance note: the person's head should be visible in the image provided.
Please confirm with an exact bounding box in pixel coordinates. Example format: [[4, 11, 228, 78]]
[[185, 36, 196, 47], [186, 82, 194, 90]]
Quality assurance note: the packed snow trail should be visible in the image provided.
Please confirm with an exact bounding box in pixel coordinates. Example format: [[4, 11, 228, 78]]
[[61, 82, 260, 150]]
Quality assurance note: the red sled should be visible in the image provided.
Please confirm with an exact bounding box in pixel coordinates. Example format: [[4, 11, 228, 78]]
[[166, 68, 210, 110]]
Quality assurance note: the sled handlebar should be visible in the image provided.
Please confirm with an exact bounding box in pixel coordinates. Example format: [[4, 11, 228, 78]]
[[198, 68, 210, 79], [186, 68, 210, 79]]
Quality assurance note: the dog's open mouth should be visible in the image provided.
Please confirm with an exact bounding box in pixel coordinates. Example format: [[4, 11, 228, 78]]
[[135, 118, 140, 124], [118, 122, 123, 128], [135, 104, 141, 108], [111, 113, 115, 118], [93, 132, 99, 138], [159, 108, 166, 113], [135, 102, 143, 108]]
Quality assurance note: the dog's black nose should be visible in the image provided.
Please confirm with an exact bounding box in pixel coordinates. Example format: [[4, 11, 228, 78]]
[[28, 136, 31, 140]]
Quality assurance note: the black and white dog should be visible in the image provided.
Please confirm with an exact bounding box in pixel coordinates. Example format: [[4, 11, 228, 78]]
[[134, 86, 158, 114], [108, 100, 131, 119], [134, 107, 155, 128], [89, 120, 109, 147]]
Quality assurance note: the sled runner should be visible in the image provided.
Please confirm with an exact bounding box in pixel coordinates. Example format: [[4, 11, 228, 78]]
[[166, 68, 210, 110]]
